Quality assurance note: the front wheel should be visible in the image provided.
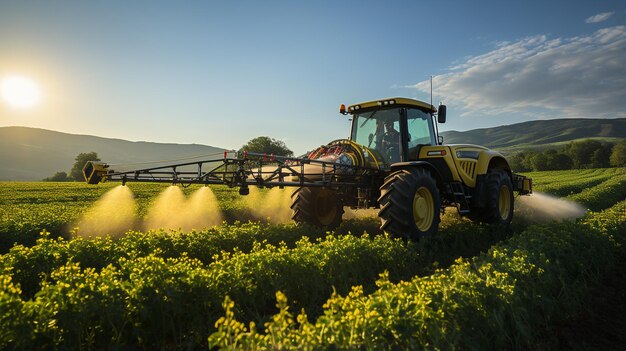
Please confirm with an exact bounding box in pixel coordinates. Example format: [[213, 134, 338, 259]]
[[480, 170, 514, 225], [291, 187, 344, 228], [378, 168, 441, 240]]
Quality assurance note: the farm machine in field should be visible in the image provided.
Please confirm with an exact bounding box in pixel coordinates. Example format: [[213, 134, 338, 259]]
[[83, 97, 532, 240]]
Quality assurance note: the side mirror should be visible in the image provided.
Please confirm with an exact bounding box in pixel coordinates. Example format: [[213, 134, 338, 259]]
[[437, 105, 447, 123]]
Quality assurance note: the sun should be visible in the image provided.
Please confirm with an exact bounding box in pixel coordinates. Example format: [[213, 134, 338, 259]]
[[0, 75, 42, 109]]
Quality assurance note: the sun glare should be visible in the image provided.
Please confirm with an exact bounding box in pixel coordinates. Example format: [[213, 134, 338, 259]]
[[0, 75, 42, 109]]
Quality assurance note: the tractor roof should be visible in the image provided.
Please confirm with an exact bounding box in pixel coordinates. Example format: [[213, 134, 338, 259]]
[[347, 97, 437, 114]]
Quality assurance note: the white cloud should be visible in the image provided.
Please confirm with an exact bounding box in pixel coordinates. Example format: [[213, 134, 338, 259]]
[[586, 12, 614, 24], [409, 26, 626, 120]]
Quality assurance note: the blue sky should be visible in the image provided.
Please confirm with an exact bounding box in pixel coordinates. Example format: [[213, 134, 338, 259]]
[[1, 0, 624, 155]]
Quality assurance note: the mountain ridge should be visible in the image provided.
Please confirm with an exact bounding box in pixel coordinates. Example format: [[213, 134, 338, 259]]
[[0, 126, 227, 181], [440, 118, 625, 151]]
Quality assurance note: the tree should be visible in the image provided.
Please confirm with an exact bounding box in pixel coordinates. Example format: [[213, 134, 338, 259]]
[[43, 171, 70, 182], [521, 151, 538, 171], [509, 151, 537, 172], [547, 152, 573, 170], [565, 139, 602, 169], [238, 136, 293, 157], [542, 149, 558, 170], [69, 152, 100, 181], [610, 139, 626, 167], [508, 153, 530, 172], [530, 153, 548, 171], [590, 143, 612, 168]]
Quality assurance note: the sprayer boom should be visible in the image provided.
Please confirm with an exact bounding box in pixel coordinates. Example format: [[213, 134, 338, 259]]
[[83, 151, 381, 194]]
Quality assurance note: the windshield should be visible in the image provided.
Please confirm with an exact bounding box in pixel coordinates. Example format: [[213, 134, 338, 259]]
[[351, 108, 401, 163], [350, 107, 436, 163]]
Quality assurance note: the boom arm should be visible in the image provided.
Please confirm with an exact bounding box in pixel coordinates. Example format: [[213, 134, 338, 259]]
[[83, 151, 381, 194]]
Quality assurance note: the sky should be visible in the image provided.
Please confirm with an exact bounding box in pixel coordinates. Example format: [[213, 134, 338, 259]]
[[1, 0, 625, 155]]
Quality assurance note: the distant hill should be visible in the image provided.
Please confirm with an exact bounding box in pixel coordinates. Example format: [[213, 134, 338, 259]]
[[441, 118, 626, 153], [0, 127, 227, 181]]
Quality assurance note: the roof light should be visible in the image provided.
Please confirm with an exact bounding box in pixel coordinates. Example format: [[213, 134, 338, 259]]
[[340, 104, 346, 114]]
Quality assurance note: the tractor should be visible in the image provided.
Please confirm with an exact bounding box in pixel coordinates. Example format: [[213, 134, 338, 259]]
[[84, 97, 532, 240]]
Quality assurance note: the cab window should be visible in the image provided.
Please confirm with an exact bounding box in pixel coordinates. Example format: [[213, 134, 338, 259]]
[[406, 108, 436, 148]]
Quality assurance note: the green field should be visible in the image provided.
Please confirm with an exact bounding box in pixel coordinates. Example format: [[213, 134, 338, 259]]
[[1, 168, 625, 349]]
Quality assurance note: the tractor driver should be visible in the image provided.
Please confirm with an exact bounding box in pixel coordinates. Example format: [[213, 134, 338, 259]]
[[381, 120, 400, 163]]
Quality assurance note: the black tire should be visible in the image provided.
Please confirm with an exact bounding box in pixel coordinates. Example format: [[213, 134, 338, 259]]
[[480, 170, 514, 225], [291, 187, 344, 228], [378, 168, 441, 240]]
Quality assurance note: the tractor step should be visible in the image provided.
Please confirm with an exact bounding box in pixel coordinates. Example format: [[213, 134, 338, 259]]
[[450, 182, 471, 215]]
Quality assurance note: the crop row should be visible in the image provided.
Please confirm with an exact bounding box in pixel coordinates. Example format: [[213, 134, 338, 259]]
[[532, 168, 621, 197], [1, 171, 624, 349], [1, 182, 247, 210], [1, 168, 622, 251], [0, 216, 511, 350], [1, 219, 374, 298], [525, 168, 618, 185], [0, 182, 261, 252], [567, 171, 626, 211], [522, 167, 625, 212], [209, 201, 626, 350], [0, 235, 408, 349]]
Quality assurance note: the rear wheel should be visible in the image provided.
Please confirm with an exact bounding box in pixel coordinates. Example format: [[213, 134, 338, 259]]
[[480, 170, 514, 225], [291, 187, 344, 228], [378, 168, 441, 240]]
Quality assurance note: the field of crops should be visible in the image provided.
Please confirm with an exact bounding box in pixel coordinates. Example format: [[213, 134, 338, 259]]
[[0, 167, 624, 349]]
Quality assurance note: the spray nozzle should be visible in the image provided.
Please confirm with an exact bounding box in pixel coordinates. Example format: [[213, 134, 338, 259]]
[[239, 185, 250, 196]]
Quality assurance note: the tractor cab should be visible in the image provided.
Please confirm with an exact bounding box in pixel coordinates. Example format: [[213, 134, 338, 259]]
[[343, 98, 441, 165]]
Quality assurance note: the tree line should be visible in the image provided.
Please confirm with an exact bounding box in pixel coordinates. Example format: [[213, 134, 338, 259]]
[[509, 139, 626, 172]]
